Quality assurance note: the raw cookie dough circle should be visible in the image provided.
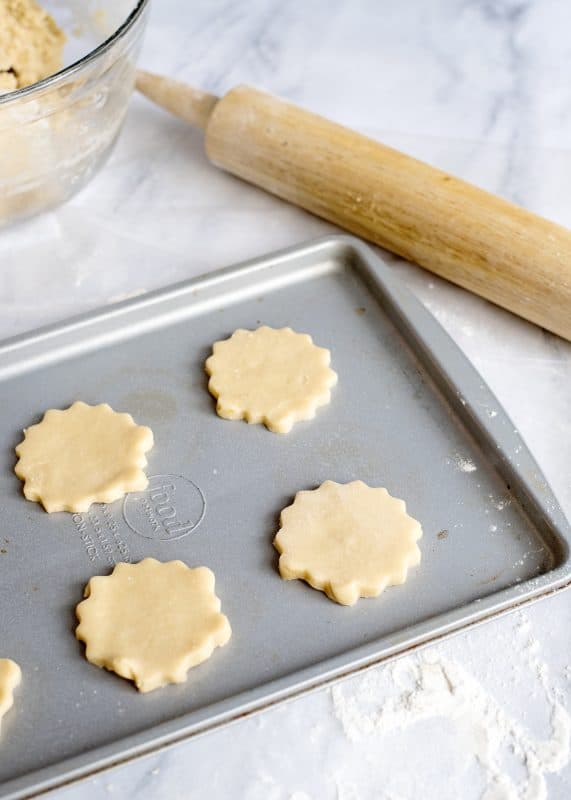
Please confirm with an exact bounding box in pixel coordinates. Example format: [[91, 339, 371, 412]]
[[15, 401, 154, 513], [0, 659, 21, 735], [274, 480, 422, 606], [205, 326, 338, 433], [76, 558, 232, 693]]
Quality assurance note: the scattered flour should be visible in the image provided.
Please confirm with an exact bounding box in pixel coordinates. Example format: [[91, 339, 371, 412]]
[[333, 779, 361, 800], [331, 618, 570, 800], [488, 494, 512, 511], [309, 723, 323, 745], [447, 453, 477, 472], [456, 455, 477, 473]]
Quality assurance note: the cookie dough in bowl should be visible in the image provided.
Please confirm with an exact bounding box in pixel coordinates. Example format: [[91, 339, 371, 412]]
[[274, 480, 422, 606], [0, 0, 66, 94], [0, 0, 150, 227]]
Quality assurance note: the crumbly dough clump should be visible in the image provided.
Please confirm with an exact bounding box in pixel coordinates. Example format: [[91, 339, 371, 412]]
[[0, 0, 66, 94]]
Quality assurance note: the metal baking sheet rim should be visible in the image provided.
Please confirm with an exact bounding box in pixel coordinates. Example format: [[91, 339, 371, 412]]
[[1, 234, 570, 800]]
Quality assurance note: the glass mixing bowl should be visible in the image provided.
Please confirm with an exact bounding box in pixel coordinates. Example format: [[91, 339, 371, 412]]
[[0, 0, 150, 227]]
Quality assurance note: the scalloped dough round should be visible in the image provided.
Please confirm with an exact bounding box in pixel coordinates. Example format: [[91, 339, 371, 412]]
[[0, 659, 21, 735], [15, 401, 154, 513], [205, 326, 338, 433], [274, 480, 422, 606], [76, 559, 232, 693]]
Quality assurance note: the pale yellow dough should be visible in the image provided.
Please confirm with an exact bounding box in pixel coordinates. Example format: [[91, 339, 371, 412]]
[[15, 401, 154, 513], [76, 559, 232, 693], [205, 326, 338, 433], [0, 659, 21, 734], [274, 480, 422, 606], [0, 0, 66, 93]]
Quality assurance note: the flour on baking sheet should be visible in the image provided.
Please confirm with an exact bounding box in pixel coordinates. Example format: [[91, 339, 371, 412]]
[[448, 453, 478, 473], [331, 612, 570, 800]]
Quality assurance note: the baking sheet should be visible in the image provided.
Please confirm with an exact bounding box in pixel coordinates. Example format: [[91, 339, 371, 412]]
[[0, 236, 569, 799]]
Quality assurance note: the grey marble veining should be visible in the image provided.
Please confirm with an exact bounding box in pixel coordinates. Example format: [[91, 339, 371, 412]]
[[1, 1, 571, 798]]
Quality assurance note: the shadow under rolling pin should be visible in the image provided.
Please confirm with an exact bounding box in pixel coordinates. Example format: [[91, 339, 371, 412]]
[[136, 70, 571, 342]]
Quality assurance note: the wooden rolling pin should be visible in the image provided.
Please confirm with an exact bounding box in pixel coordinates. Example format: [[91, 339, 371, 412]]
[[136, 70, 571, 341]]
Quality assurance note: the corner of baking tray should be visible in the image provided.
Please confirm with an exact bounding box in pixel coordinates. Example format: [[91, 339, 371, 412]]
[[305, 233, 382, 261]]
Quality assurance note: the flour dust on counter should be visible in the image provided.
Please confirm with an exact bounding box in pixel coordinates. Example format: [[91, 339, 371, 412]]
[[331, 609, 571, 800]]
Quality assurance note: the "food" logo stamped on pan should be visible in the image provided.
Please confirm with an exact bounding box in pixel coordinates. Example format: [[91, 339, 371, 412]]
[[123, 474, 206, 541]]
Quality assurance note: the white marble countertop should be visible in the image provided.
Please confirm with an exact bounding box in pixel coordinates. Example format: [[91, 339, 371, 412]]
[[3, 1, 571, 798]]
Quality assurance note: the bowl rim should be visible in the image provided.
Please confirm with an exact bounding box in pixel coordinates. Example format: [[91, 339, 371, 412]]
[[0, 0, 150, 106]]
